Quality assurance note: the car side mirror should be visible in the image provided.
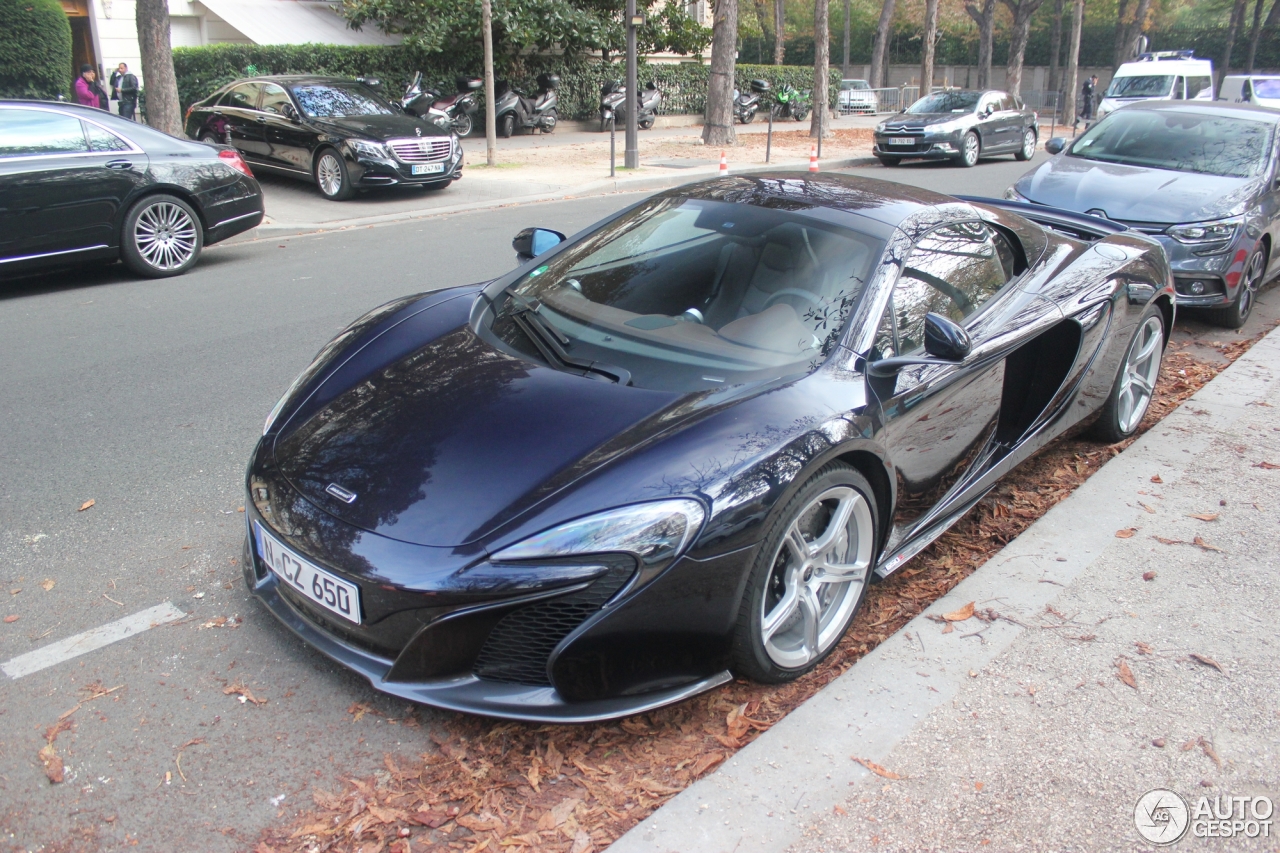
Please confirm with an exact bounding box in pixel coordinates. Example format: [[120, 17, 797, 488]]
[[513, 227, 566, 264], [1044, 137, 1067, 155], [281, 103, 300, 123], [923, 312, 971, 360]]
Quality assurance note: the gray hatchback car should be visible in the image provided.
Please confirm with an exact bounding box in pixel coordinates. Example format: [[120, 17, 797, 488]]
[[1007, 101, 1280, 327]]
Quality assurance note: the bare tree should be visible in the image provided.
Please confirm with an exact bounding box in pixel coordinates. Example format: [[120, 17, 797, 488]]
[[1000, 0, 1047, 97], [1062, 0, 1082, 127], [1245, 0, 1266, 73], [753, 0, 774, 60], [812, 0, 831, 138], [842, 0, 852, 78], [135, 0, 181, 135], [482, 0, 496, 166], [1112, 0, 1151, 70], [919, 0, 939, 93], [965, 0, 997, 90], [1222, 0, 1249, 76], [704, 0, 738, 146], [1048, 0, 1064, 94], [774, 0, 786, 64], [869, 0, 898, 88]]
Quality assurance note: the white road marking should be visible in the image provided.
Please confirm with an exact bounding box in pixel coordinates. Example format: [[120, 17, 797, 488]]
[[2, 602, 186, 679]]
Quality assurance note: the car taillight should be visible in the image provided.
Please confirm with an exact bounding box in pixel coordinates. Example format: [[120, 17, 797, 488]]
[[219, 148, 254, 177]]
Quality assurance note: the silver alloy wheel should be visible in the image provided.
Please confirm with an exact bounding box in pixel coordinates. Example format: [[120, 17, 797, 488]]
[[317, 153, 344, 197], [963, 133, 980, 165], [1022, 129, 1035, 157], [1238, 248, 1265, 320], [759, 486, 875, 669], [1116, 315, 1164, 434], [133, 201, 197, 272]]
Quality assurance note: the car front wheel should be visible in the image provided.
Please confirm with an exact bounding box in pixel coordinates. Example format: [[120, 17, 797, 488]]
[[877, 155, 901, 167], [314, 149, 354, 201], [1015, 128, 1036, 161], [1204, 244, 1267, 329], [1090, 304, 1165, 443], [120, 194, 203, 278], [731, 463, 878, 683], [957, 131, 980, 167]]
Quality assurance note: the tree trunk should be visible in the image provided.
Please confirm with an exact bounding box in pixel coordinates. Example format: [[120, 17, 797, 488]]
[[1245, 0, 1266, 73], [1063, 0, 1082, 126], [812, 0, 830, 138], [919, 0, 939, 95], [135, 0, 181, 135], [482, 0, 496, 166], [966, 0, 996, 90], [1266, 0, 1280, 31], [842, 0, 852, 78], [1047, 0, 1064, 95], [774, 0, 786, 64], [753, 0, 774, 59], [1112, 0, 1130, 71], [1118, 0, 1152, 66], [868, 0, 897, 88], [704, 0, 738, 146], [1222, 0, 1248, 76], [1000, 0, 1045, 97]]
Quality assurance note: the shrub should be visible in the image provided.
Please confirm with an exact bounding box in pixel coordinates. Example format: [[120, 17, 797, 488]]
[[0, 0, 73, 100]]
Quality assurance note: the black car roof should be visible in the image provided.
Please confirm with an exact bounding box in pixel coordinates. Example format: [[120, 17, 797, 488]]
[[221, 76, 372, 87]]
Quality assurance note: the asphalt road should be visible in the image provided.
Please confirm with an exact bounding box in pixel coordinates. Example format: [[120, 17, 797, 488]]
[[0, 156, 1269, 852]]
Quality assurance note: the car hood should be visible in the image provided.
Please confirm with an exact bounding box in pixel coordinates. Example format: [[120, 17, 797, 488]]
[[273, 321, 685, 548], [310, 113, 446, 141], [881, 112, 970, 129], [1015, 155, 1259, 224]]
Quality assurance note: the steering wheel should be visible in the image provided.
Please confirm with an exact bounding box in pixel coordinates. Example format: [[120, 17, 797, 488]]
[[762, 288, 823, 312]]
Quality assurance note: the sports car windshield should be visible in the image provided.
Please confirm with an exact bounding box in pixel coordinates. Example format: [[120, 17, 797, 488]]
[[1068, 110, 1274, 178], [1104, 75, 1173, 98], [907, 92, 980, 113], [491, 197, 884, 392], [291, 84, 394, 118]]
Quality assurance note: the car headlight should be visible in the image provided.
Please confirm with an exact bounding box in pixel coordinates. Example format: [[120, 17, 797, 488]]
[[875, 121, 887, 133], [1167, 217, 1241, 246], [1003, 186, 1027, 201], [492, 499, 706, 586], [349, 139, 386, 159]]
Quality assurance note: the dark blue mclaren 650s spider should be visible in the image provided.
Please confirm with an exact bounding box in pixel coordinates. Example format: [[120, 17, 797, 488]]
[[243, 174, 1174, 722]]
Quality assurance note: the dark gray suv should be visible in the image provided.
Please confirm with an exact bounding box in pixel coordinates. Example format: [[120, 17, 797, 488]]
[[1008, 102, 1280, 328], [873, 90, 1039, 168]]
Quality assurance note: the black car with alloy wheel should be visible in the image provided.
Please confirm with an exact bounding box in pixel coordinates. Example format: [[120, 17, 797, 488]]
[[0, 100, 263, 279], [874, 90, 1039, 168], [184, 76, 463, 201]]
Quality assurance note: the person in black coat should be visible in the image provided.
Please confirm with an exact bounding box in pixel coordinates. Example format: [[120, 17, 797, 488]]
[[111, 63, 140, 121]]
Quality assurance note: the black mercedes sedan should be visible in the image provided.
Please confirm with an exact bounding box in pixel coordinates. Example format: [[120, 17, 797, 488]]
[[1, 100, 263, 279], [874, 90, 1039, 168], [184, 76, 462, 200], [244, 174, 1173, 722]]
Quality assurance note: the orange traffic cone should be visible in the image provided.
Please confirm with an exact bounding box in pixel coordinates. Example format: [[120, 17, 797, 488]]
[[809, 144, 819, 173], [719, 150, 728, 174]]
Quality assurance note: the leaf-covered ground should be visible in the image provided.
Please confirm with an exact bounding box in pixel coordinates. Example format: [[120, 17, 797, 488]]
[[256, 327, 1269, 853]]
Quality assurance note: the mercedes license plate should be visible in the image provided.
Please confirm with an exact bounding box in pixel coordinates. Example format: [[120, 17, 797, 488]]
[[412, 163, 445, 175], [255, 521, 361, 624]]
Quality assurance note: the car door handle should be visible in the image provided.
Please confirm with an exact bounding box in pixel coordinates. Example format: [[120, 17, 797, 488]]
[[254, 116, 267, 123], [105, 159, 134, 170]]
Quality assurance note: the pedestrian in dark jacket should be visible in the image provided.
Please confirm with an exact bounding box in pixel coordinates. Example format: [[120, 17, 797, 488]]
[[74, 65, 108, 110], [112, 62, 139, 120], [1075, 75, 1098, 129]]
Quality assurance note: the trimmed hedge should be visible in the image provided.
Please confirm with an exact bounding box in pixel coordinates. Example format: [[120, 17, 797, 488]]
[[0, 0, 73, 100], [172, 43, 842, 121]]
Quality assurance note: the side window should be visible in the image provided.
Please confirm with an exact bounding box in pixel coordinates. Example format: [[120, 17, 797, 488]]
[[259, 83, 292, 115], [84, 122, 131, 152], [872, 304, 898, 360], [891, 222, 1011, 352], [222, 82, 262, 109], [0, 109, 88, 157], [1188, 76, 1213, 99], [980, 95, 998, 115], [1000, 94, 1017, 111]]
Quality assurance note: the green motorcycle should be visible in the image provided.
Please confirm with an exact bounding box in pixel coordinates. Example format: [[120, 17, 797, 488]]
[[772, 84, 812, 121]]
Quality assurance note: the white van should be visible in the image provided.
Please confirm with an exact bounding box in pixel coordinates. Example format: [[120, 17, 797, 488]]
[[1096, 51, 1214, 120], [1218, 74, 1280, 110]]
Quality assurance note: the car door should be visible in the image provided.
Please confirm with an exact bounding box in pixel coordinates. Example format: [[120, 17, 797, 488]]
[[0, 107, 149, 264], [867, 221, 1016, 551], [258, 83, 314, 175], [975, 93, 1006, 150], [219, 82, 269, 163]]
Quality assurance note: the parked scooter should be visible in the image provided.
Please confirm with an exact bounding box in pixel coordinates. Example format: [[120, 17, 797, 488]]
[[600, 80, 662, 132], [493, 74, 559, 137], [403, 73, 481, 137], [734, 79, 770, 124], [773, 84, 811, 121], [400, 73, 458, 131]]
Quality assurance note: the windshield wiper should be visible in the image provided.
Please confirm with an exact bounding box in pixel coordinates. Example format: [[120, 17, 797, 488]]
[[504, 293, 632, 386]]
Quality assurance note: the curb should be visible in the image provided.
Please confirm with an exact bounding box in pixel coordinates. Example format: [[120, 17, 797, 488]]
[[241, 155, 881, 240], [607, 324, 1280, 853]]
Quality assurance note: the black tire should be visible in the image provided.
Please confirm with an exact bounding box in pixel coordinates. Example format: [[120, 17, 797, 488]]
[[1090, 302, 1166, 443], [957, 131, 980, 167], [541, 109, 557, 133], [198, 131, 221, 145], [119, 193, 204, 278], [639, 114, 655, 130], [1014, 127, 1036, 161], [1202, 243, 1267, 329], [794, 107, 809, 122], [452, 112, 473, 137], [314, 148, 354, 201], [498, 112, 515, 138], [742, 107, 756, 124], [730, 463, 879, 683], [877, 155, 901, 167]]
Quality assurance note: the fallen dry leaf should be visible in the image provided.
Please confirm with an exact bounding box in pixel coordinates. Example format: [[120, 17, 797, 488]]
[[40, 579, 55, 591], [833, 805, 847, 815], [3, 615, 18, 623], [1192, 536, 1223, 552], [852, 757, 901, 780], [1115, 527, 1138, 538], [1142, 571, 1157, 581], [224, 680, 266, 706], [942, 601, 975, 622], [1150, 474, 1164, 483], [570, 829, 594, 853], [1254, 461, 1280, 470], [38, 743, 64, 783], [1199, 736, 1222, 769], [78, 499, 95, 511], [1153, 536, 1185, 546], [1186, 512, 1220, 522], [1135, 641, 1154, 655], [1116, 659, 1137, 689], [974, 781, 984, 791], [1189, 653, 1224, 672], [940, 622, 954, 634], [347, 702, 376, 723]]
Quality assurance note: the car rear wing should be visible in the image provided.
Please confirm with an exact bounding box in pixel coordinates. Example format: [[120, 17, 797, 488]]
[[957, 196, 1130, 242]]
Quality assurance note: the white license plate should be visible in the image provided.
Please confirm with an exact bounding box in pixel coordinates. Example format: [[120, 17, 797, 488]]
[[887, 137, 916, 145], [412, 163, 445, 175], [255, 521, 361, 624]]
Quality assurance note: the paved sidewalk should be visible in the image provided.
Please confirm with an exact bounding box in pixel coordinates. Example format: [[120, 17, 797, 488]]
[[612, 321, 1280, 852]]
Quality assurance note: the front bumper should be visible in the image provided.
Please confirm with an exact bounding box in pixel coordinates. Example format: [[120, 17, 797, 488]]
[[873, 131, 961, 159], [349, 145, 464, 187], [1145, 232, 1252, 308]]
